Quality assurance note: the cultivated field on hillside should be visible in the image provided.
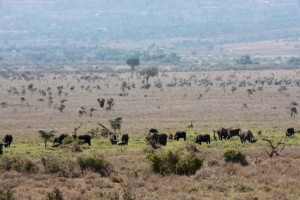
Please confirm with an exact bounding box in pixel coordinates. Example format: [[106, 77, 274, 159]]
[[0, 70, 300, 199]]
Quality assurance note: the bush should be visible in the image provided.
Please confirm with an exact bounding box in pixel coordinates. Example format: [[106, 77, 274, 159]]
[[0, 187, 14, 200], [0, 156, 38, 174], [77, 155, 112, 177], [41, 156, 79, 177], [146, 151, 203, 176], [223, 149, 248, 166], [47, 187, 64, 200]]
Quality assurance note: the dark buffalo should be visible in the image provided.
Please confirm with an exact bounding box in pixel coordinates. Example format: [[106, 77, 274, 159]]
[[174, 131, 186, 141], [149, 128, 158, 134], [195, 134, 211, 145], [78, 135, 91, 146], [168, 133, 173, 140], [110, 134, 118, 145], [286, 128, 295, 138], [239, 130, 256, 143], [0, 143, 3, 155], [213, 128, 228, 140], [53, 134, 68, 147], [97, 98, 105, 108], [118, 133, 129, 145], [146, 132, 167, 146], [2, 134, 13, 147], [227, 128, 241, 139]]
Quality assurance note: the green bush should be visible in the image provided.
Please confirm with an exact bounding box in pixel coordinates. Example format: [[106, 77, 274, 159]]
[[0, 156, 38, 174], [41, 156, 78, 177], [146, 151, 203, 176], [77, 155, 112, 177], [223, 149, 248, 166]]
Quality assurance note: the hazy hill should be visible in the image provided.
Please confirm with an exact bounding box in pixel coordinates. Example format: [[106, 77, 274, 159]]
[[1, 0, 300, 43]]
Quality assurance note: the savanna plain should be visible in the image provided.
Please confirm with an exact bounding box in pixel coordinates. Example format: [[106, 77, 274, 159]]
[[1, 69, 300, 200]]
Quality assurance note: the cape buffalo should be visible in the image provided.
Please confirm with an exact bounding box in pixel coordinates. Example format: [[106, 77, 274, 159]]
[[195, 134, 211, 145], [2, 134, 13, 147], [286, 128, 295, 138], [146, 132, 167, 146], [110, 134, 118, 145], [97, 98, 105, 108], [53, 134, 68, 147], [78, 135, 91, 146], [0, 143, 3, 155], [213, 128, 228, 140], [239, 130, 256, 143], [227, 128, 241, 139], [168, 133, 173, 140], [174, 131, 186, 141], [118, 133, 129, 145], [149, 128, 158, 134]]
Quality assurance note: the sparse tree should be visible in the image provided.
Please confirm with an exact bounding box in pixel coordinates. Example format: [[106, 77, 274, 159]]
[[126, 58, 140, 77], [38, 130, 55, 149], [106, 98, 114, 110], [109, 117, 122, 132], [139, 67, 159, 86], [290, 107, 297, 118], [262, 138, 285, 158], [90, 108, 97, 117]]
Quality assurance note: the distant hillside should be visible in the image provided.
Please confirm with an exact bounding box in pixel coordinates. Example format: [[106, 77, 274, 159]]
[[1, 0, 300, 44]]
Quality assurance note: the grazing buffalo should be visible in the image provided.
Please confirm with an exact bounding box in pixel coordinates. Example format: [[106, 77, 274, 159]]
[[2, 134, 13, 147], [195, 134, 211, 145], [213, 128, 228, 140], [110, 134, 118, 145], [97, 98, 105, 108], [146, 132, 167, 146], [227, 128, 241, 139], [0, 143, 4, 155], [174, 131, 186, 141], [53, 134, 68, 147], [149, 128, 158, 134], [118, 133, 129, 145], [168, 133, 173, 140], [239, 130, 256, 143], [286, 128, 295, 138], [78, 135, 92, 146]]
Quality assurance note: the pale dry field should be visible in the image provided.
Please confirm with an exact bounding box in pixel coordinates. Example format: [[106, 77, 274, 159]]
[[0, 69, 300, 199]]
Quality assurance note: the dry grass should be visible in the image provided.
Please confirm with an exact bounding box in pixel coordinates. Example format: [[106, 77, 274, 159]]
[[0, 69, 300, 199]]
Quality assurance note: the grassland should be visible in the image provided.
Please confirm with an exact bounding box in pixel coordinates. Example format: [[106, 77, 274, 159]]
[[0, 69, 300, 199]]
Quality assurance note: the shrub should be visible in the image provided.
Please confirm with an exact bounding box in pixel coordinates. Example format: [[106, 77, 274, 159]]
[[176, 153, 204, 176], [223, 149, 248, 166], [146, 150, 203, 176], [47, 187, 64, 200], [41, 156, 79, 177], [77, 155, 112, 177], [0, 156, 38, 174], [0, 187, 14, 200]]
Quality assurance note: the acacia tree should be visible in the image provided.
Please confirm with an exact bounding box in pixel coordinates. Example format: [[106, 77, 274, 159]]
[[126, 58, 140, 77], [38, 130, 56, 149], [140, 67, 159, 86]]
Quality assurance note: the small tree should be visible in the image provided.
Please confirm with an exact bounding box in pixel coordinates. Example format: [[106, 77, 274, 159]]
[[106, 98, 114, 110], [126, 58, 140, 77], [139, 67, 159, 86], [109, 117, 122, 132], [38, 130, 56, 149], [235, 55, 252, 65]]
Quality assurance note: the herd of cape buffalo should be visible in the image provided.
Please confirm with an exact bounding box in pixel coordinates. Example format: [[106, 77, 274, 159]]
[[0, 127, 297, 155]]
